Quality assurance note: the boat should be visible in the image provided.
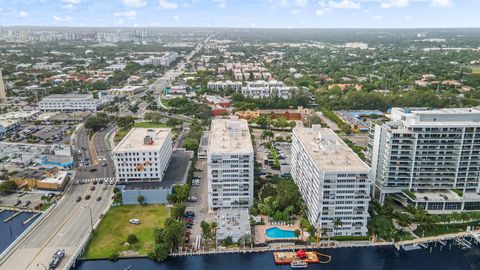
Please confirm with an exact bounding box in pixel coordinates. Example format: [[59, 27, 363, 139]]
[[290, 260, 308, 268], [123, 265, 132, 270]]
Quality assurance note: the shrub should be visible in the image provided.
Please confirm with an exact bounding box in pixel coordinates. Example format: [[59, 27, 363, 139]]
[[127, 234, 138, 244], [108, 252, 119, 261]]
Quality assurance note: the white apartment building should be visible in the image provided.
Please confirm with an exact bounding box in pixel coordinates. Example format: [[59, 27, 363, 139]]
[[207, 119, 254, 210], [291, 126, 370, 236], [39, 94, 102, 112], [241, 80, 296, 99], [207, 81, 242, 92], [137, 52, 179, 67], [112, 128, 173, 182], [367, 108, 480, 213]]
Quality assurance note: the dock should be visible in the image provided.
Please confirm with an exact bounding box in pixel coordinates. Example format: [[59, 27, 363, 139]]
[[273, 251, 319, 265], [22, 212, 41, 225], [3, 211, 21, 223]]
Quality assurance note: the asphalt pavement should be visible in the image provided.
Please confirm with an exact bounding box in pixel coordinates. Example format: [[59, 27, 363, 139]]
[[0, 126, 117, 270]]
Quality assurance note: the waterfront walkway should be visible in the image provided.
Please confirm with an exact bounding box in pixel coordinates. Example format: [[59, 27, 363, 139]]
[[171, 229, 480, 257]]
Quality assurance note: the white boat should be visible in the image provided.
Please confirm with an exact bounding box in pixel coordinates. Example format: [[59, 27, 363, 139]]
[[290, 260, 308, 268]]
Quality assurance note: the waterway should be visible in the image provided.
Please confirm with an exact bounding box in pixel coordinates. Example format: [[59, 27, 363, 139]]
[[72, 240, 480, 270], [0, 210, 40, 254]]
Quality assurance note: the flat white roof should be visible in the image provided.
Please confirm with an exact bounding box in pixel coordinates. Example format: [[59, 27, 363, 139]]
[[113, 128, 171, 152], [208, 119, 253, 154], [294, 126, 369, 172]]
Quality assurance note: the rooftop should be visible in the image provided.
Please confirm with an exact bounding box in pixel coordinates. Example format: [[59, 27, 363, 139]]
[[391, 107, 480, 126], [113, 127, 172, 152], [216, 208, 251, 242], [294, 126, 369, 172], [208, 119, 253, 154], [42, 94, 94, 100]]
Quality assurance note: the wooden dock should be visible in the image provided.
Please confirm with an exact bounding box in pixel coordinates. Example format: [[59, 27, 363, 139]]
[[273, 251, 319, 265]]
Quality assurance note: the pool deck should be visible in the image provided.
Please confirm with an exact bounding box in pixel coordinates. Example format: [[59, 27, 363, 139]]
[[254, 215, 301, 244]]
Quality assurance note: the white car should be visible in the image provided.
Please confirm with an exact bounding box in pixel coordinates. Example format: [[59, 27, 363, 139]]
[[109, 180, 115, 185], [129, 219, 141, 225]]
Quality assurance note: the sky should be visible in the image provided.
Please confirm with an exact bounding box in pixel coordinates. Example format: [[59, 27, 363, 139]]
[[0, 0, 478, 28]]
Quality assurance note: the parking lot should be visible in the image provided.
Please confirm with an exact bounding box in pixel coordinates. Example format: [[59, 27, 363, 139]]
[[0, 191, 55, 210], [5, 124, 72, 144], [186, 159, 215, 248]]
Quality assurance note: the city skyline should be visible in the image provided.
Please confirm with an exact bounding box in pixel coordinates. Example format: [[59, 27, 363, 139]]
[[0, 0, 479, 28]]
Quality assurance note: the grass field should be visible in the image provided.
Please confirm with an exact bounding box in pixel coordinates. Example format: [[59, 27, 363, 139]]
[[470, 66, 480, 74], [113, 128, 130, 143], [133, 122, 169, 128], [84, 204, 170, 259]]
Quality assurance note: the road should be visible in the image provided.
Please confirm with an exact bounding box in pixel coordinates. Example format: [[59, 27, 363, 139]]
[[0, 126, 117, 270]]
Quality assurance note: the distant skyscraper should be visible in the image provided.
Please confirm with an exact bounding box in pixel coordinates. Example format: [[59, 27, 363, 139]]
[[0, 70, 6, 104]]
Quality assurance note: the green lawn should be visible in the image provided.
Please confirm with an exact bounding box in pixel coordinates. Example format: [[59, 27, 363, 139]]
[[84, 204, 170, 259], [114, 128, 130, 143], [134, 122, 169, 128], [470, 66, 480, 74], [413, 221, 478, 237]]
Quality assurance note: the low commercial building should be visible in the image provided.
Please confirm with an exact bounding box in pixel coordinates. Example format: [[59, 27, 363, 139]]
[[109, 85, 144, 96], [0, 143, 73, 169], [11, 167, 69, 191], [112, 128, 173, 182], [39, 94, 102, 112], [207, 119, 254, 210], [291, 126, 371, 236]]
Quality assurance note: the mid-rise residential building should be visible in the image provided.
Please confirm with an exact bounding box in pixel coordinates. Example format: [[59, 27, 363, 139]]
[[367, 107, 480, 212], [39, 94, 102, 112], [207, 119, 254, 210], [291, 126, 370, 236], [241, 80, 296, 99], [112, 128, 173, 182], [207, 81, 242, 92], [136, 52, 178, 67]]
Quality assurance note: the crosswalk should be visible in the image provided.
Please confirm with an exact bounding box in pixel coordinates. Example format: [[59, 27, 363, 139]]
[[75, 177, 117, 185]]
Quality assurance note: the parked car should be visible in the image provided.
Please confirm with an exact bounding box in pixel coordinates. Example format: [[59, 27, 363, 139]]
[[75, 196, 81, 202], [129, 219, 141, 225], [85, 194, 91, 200], [96, 196, 102, 201], [187, 196, 197, 202], [23, 200, 31, 207], [90, 186, 95, 191]]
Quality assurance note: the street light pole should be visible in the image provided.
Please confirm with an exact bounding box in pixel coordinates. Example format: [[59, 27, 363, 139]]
[[37, 263, 47, 270], [82, 205, 93, 232]]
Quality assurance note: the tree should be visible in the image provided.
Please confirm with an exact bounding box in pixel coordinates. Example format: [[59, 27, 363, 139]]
[[127, 234, 138, 244], [294, 229, 301, 238], [261, 130, 274, 142], [171, 203, 186, 219], [0, 181, 17, 193], [255, 116, 270, 129], [201, 221, 213, 241], [117, 116, 136, 130], [149, 242, 170, 262], [85, 113, 109, 132], [137, 195, 145, 205], [221, 236, 234, 247], [299, 218, 310, 241], [332, 218, 343, 233], [182, 138, 199, 152], [112, 191, 122, 205], [167, 184, 190, 203], [396, 213, 412, 231], [167, 118, 182, 128]]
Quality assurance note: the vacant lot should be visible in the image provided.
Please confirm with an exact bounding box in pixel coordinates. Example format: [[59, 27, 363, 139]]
[[84, 204, 169, 259], [470, 65, 480, 74]]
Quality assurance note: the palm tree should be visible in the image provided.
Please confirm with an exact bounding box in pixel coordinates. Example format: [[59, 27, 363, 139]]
[[396, 213, 412, 231], [332, 218, 343, 236]]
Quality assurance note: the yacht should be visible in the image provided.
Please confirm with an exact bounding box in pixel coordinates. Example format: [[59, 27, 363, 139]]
[[290, 260, 308, 268]]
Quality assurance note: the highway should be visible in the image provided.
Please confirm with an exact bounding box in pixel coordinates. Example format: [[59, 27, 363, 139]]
[[0, 126, 117, 270]]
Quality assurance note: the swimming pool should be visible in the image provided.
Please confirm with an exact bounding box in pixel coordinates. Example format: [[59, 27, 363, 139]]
[[265, 227, 296, 239]]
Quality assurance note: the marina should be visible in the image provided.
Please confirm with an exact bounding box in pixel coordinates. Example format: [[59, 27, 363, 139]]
[[0, 210, 40, 254]]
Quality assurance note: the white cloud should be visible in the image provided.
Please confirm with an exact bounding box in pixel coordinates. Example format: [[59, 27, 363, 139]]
[[327, 0, 360, 9], [60, 0, 82, 4], [315, 7, 331, 15], [114, 10, 137, 17], [18, 11, 29, 18], [431, 0, 451, 7], [373, 15, 382, 19], [158, 0, 178, 9], [213, 0, 226, 9], [381, 0, 409, 9], [173, 14, 180, 20], [53, 15, 73, 22], [123, 0, 147, 7], [290, 8, 301, 15], [294, 0, 308, 7]]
